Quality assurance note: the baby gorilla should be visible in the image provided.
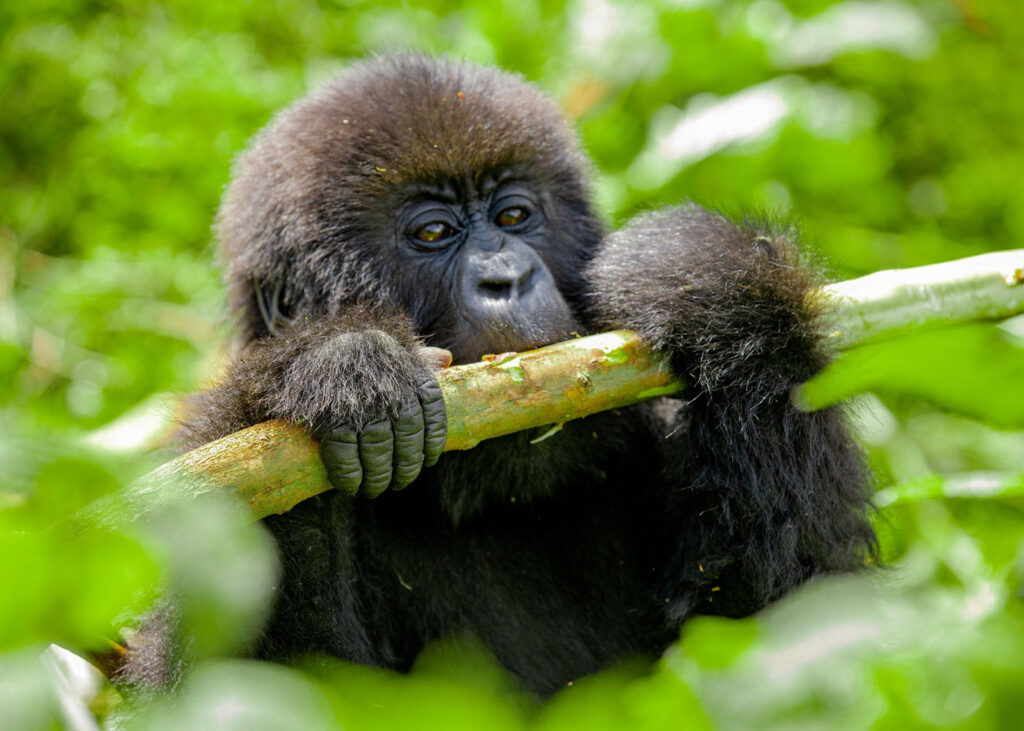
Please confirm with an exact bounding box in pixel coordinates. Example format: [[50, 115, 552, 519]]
[[133, 55, 875, 695]]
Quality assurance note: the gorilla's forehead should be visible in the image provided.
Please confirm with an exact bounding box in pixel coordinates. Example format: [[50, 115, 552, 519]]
[[391, 166, 537, 207], [278, 54, 589, 196]]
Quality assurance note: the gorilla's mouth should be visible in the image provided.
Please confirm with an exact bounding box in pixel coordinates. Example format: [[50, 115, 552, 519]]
[[448, 301, 579, 364], [480, 319, 573, 356]]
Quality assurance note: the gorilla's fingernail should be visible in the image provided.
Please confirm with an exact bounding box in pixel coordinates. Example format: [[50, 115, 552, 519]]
[[417, 347, 453, 369]]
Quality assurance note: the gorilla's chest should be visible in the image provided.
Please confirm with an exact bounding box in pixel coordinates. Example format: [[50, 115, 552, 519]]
[[356, 490, 663, 692]]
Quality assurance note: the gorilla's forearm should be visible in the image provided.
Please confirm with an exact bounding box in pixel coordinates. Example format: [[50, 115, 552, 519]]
[[177, 307, 426, 449], [587, 205, 875, 619], [587, 205, 830, 393]]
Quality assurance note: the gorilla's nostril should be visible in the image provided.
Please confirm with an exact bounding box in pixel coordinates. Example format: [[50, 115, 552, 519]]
[[479, 279, 513, 296], [518, 265, 535, 289]]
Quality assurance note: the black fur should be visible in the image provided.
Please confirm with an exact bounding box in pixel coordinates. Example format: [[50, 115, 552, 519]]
[[587, 207, 875, 621], [122, 55, 875, 696]]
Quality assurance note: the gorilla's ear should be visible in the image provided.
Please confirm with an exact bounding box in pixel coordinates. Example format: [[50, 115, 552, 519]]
[[252, 277, 293, 336]]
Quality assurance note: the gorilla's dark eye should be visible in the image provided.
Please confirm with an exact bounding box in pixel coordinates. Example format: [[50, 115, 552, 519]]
[[412, 221, 454, 246], [495, 207, 529, 228]]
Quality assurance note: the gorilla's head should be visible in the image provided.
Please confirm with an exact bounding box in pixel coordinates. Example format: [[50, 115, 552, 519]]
[[219, 55, 604, 362]]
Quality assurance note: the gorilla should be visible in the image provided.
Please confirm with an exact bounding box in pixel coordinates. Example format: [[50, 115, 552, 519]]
[[127, 55, 875, 695]]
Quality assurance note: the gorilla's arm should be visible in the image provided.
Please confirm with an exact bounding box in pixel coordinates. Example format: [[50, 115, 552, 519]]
[[178, 307, 447, 497], [587, 204, 875, 622]]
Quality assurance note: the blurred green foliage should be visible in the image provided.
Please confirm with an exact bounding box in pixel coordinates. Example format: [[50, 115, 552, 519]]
[[2, 0, 1024, 728]]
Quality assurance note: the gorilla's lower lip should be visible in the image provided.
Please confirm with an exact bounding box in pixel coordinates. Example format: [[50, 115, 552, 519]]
[[478, 315, 576, 354], [440, 317, 577, 365], [471, 332, 567, 363]]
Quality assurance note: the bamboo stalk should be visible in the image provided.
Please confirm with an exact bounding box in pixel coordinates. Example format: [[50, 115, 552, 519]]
[[105, 249, 1024, 522]]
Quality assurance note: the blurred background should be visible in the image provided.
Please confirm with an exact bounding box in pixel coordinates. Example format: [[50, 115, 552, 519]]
[[2, 0, 1023, 728]]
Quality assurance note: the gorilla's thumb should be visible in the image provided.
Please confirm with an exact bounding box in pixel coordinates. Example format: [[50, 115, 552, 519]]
[[417, 346, 453, 369]]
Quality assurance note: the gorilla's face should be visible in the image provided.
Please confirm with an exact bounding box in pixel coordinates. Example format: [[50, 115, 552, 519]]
[[219, 56, 603, 351], [392, 173, 579, 363]]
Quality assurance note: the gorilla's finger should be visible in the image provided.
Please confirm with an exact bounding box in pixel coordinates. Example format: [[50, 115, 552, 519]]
[[392, 397, 425, 490], [320, 428, 362, 496], [417, 346, 453, 369], [419, 378, 447, 467], [358, 419, 394, 498]]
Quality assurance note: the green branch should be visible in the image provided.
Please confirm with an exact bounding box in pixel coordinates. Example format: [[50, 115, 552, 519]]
[[822, 249, 1024, 347], [97, 249, 1024, 524]]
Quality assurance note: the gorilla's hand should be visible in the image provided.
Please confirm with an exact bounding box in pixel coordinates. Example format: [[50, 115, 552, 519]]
[[176, 317, 449, 495], [313, 333, 449, 497]]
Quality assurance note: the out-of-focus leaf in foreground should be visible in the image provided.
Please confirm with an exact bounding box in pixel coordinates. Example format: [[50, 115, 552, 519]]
[[802, 324, 1024, 428]]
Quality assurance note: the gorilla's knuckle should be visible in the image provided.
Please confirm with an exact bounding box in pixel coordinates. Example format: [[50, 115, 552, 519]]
[[360, 446, 393, 467], [361, 474, 392, 497], [326, 470, 362, 494], [359, 418, 391, 438], [417, 375, 441, 394], [397, 398, 421, 416], [394, 428, 423, 448], [330, 466, 362, 482], [393, 467, 421, 487]]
